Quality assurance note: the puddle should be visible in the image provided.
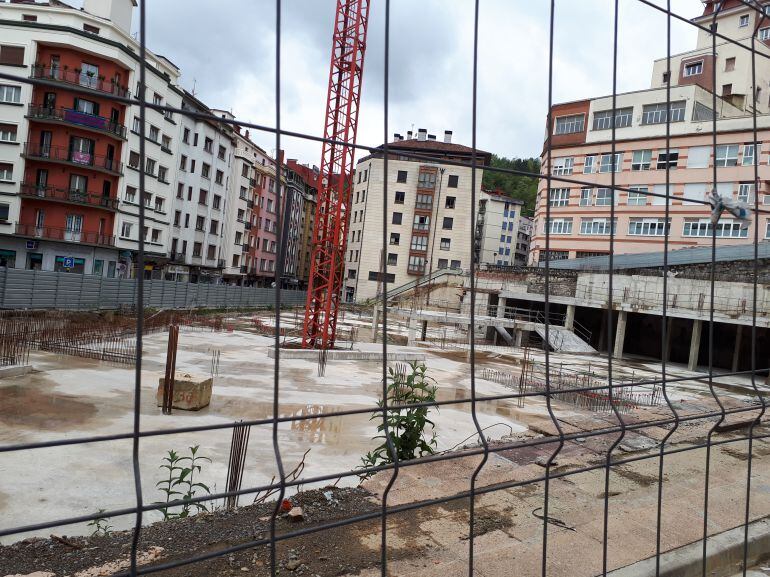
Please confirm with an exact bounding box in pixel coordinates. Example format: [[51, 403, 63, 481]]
[[0, 382, 99, 430]]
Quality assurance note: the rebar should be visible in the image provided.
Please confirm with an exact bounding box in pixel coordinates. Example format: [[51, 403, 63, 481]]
[[225, 421, 251, 510]]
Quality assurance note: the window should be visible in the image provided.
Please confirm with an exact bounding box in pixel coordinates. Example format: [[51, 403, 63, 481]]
[[395, 191, 405, 204], [202, 163, 211, 179], [440, 237, 451, 250], [196, 215, 205, 231], [0, 45, 25, 66], [445, 196, 456, 209], [418, 171, 436, 189], [193, 242, 202, 257], [410, 235, 428, 251], [599, 153, 622, 173], [154, 197, 164, 212], [183, 128, 190, 144], [180, 155, 187, 171], [687, 146, 711, 168], [739, 14, 749, 27], [133, 117, 142, 135], [392, 212, 402, 225], [448, 175, 459, 188], [174, 210, 181, 226], [442, 217, 453, 230], [153, 93, 163, 106], [723, 84, 733, 97], [742, 143, 758, 166], [348, 269, 357, 279], [628, 187, 648, 206], [407, 256, 426, 273], [631, 149, 652, 171], [450, 260, 461, 270], [657, 150, 679, 169], [22, 14, 37, 22], [0, 123, 17, 142], [683, 61, 703, 77], [415, 193, 432, 210], [142, 191, 152, 208], [437, 259, 448, 269], [207, 245, 216, 260], [594, 188, 613, 206], [738, 183, 755, 203], [546, 218, 572, 235], [162, 135, 172, 150], [583, 155, 596, 174], [204, 137, 213, 153], [125, 186, 137, 203], [0, 163, 11, 181], [548, 188, 570, 207], [592, 107, 633, 130], [628, 218, 669, 236], [760, 27, 770, 41], [641, 101, 686, 124], [218, 145, 226, 160], [0, 203, 9, 221], [128, 151, 140, 169], [145, 158, 156, 176], [213, 194, 221, 209], [413, 215, 430, 231], [158, 166, 168, 183], [396, 170, 407, 183], [715, 144, 739, 167], [725, 57, 736, 72], [121, 222, 132, 238], [580, 188, 592, 206], [552, 157, 574, 175], [194, 133, 199, 146], [199, 189, 208, 205], [151, 229, 161, 243], [683, 219, 747, 238], [149, 125, 159, 142], [215, 170, 224, 185], [0, 85, 21, 104], [580, 218, 616, 235], [554, 114, 585, 135], [390, 232, 400, 245]]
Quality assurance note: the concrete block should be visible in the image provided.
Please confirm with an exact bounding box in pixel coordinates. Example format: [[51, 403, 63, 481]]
[[156, 373, 212, 411]]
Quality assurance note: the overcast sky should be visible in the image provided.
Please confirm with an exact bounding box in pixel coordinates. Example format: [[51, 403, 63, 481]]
[[80, 1, 704, 163]]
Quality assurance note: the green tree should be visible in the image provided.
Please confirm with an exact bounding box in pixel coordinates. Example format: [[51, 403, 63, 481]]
[[482, 155, 541, 213]]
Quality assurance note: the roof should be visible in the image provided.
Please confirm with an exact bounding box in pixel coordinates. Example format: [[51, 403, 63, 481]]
[[363, 137, 492, 166], [540, 242, 770, 271], [483, 189, 524, 204]]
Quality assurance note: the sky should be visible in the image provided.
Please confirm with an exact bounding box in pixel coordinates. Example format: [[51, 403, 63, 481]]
[[78, 0, 704, 164]]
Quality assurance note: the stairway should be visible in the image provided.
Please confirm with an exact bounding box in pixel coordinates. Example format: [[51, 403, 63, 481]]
[[534, 326, 596, 353]]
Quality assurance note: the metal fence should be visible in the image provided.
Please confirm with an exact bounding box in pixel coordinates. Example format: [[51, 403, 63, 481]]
[[0, 268, 305, 310], [0, 1, 769, 577]]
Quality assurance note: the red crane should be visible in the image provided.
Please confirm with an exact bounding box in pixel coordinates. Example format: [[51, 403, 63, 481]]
[[302, 0, 371, 349]]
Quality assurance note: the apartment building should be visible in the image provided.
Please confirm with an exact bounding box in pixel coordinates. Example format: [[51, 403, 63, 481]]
[[515, 216, 533, 266], [475, 191, 524, 267], [345, 129, 491, 302], [286, 159, 318, 287], [165, 97, 235, 283], [531, 0, 770, 264]]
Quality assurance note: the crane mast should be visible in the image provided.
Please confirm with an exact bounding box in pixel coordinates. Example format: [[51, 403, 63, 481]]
[[302, 0, 371, 349]]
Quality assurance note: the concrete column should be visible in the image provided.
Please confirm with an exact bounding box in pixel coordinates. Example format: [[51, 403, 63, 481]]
[[613, 311, 627, 360], [496, 296, 507, 318], [421, 320, 428, 342], [514, 329, 523, 347], [407, 316, 418, 347], [371, 306, 380, 343], [732, 325, 743, 373], [688, 320, 702, 371], [565, 304, 575, 330]]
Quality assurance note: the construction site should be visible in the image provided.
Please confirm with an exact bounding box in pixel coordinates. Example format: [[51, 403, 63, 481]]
[[0, 245, 768, 576]]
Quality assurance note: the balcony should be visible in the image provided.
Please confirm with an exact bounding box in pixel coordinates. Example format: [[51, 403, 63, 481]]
[[15, 223, 115, 248], [169, 252, 185, 264], [30, 65, 130, 98], [242, 243, 250, 252], [19, 183, 118, 211], [23, 143, 123, 176], [244, 222, 253, 230], [27, 105, 127, 140]]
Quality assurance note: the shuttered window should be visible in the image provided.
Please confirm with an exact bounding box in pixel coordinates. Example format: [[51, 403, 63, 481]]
[[0, 46, 25, 66]]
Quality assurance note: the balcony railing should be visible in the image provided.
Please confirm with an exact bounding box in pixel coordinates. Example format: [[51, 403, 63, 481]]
[[30, 65, 130, 98], [23, 143, 123, 175], [15, 223, 116, 247], [19, 183, 118, 210], [28, 105, 127, 139]]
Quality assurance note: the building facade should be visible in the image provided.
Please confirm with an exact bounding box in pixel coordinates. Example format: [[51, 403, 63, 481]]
[[286, 159, 318, 288], [345, 129, 491, 302], [531, 0, 770, 264], [475, 191, 524, 267]]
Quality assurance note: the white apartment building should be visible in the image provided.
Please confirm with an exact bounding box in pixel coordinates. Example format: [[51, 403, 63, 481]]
[[345, 129, 490, 302], [475, 191, 524, 267]]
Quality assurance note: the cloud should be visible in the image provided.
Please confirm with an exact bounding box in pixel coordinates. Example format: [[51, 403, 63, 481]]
[[74, 0, 705, 161]]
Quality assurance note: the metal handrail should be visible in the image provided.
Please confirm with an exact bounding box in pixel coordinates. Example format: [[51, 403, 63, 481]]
[[15, 223, 116, 247], [28, 105, 127, 139], [23, 143, 124, 174], [19, 183, 119, 210], [30, 65, 130, 98]]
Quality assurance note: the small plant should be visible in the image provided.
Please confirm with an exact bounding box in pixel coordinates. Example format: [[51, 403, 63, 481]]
[[87, 509, 112, 537], [155, 445, 212, 520], [359, 362, 438, 479]]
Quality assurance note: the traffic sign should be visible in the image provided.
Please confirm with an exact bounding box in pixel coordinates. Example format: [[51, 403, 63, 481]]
[[62, 257, 75, 269]]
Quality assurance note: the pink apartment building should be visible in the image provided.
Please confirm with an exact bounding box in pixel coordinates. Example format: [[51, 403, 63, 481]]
[[531, 0, 770, 263]]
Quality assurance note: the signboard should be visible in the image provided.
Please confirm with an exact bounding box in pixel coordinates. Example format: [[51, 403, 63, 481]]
[[62, 257, 75, 269], [25, 240, 38, 250]]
